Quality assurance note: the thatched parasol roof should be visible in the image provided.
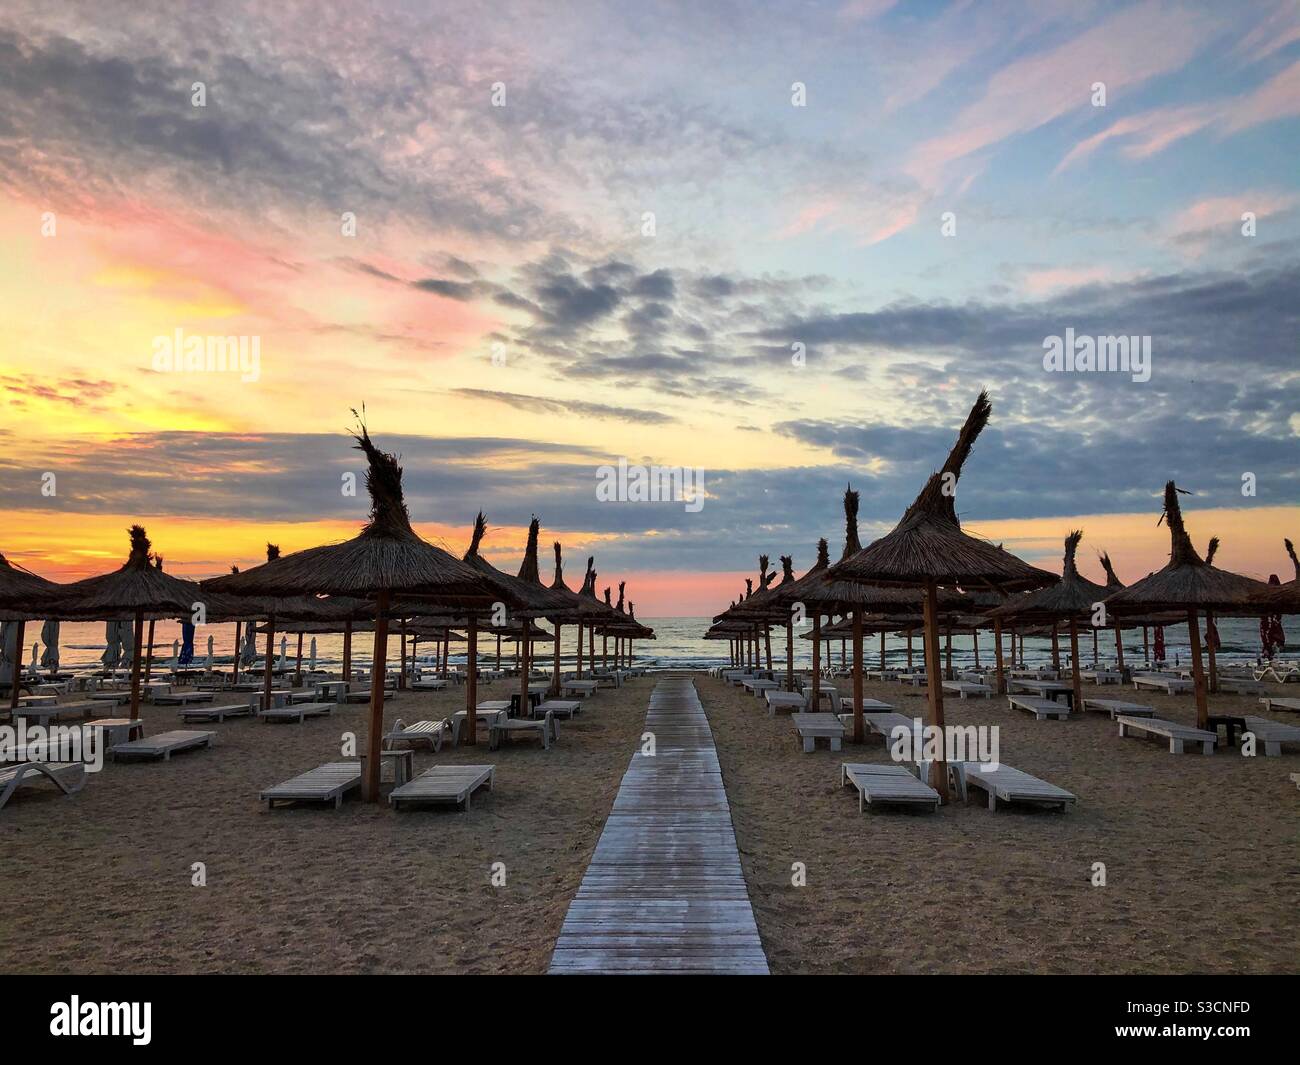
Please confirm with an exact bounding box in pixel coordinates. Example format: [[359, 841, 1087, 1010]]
[[202, 422, 499, 605], [47, 526, 203, 619], [546, 542, 610, 621], [987, 531, 1107, 621], [0, 552, 59, 618], [833, 392, 1058, 592], [1106, 483, 1270, 614], [463, 512, 573, 619]]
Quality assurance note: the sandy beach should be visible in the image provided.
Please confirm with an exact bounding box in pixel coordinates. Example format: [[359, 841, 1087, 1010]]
[[700, 674, 1299, 975], [0, 676, 653, 974]]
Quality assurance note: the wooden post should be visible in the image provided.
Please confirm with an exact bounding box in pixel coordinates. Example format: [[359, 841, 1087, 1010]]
[[1205, 610, 1218, 694], [576, 618, 584, 677], [1050, 624, 1061, 671], [944, 626, 952, 679], [839, 639, 846, 671], [851, 610, 864, 744], [811, 613, 821, 706], [232, 620, 241, 683], [588, 623, 595, 675], [520, 617, 531, 716], [1187, 609, 1209, 730], [398, 619, 407, 690], [262, 611, 275, 716], [8, 618, 25, 714], [879, 630, 886, 669], [1068, 619, 1083, 715], [785, 617, 794, 692], [1142, 625, 1150, 667], [551, 621, 563, 696], [442, 627, 450, 678], [295, 631, 304, 686], [362, 591, 389, 802], [764, 626, 772, 672], [465, 613, 478, 746], [906, 628, 913, 671], [973, 627, 980, 670], [1114, 621, 1125, 672], [922, 583, 949, 802], [144, 619, 155, 681], [495, 633, 501, 669], [602, 631, 608, 669], [1091, 627, 1098, 666], [342, 620, 353, 686], [993, 617, 1006, 695]]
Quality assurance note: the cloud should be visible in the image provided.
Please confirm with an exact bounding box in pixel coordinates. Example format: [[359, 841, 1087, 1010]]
[[446, 387, 678, 425]]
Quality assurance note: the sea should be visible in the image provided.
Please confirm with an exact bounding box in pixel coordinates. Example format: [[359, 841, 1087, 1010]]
[[19, 614, 1298, 673]]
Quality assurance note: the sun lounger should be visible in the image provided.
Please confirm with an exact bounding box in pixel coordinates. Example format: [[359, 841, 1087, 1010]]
[[0, 761, 86, 811], [14, 701, 97, 725], [383, 718, 456, 751], [958, 761, 1076, 812], [87, 691, 130, 705], [1082, 698, 1156, 720], [262, 762, 362, 809], [1217, 677, 1264, 695], [1241, 716, 1300, 756], [1258, 696, 1300, 715], [860, 712, 921, 746], [561, 679, 599, 697], [1082, 669, 1125, 685], [1132, 674, 1193, 695], [178, 702, 254, 722], [791, 712, 844, 753], [259, 702, 333, 723], [490, 710, 556, 750], [765, 691, 806, 715], [1117, 715, 1215, 754], [1007, 694, 1070, 720], [1291, 773, 1300, 790], [865, 669, 899, 681], [942, 680, 993, 699], [110, 730, 215, 762], [839, 697, 896, 713], [151, 691, 215, 706], [536, 699, 582, 719], [411, 679, 448, 692], [389, 764, 495, 811], [840, 762, 940, 812]]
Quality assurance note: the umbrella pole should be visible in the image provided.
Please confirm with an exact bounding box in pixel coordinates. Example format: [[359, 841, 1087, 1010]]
[[520, 618, 531, 717], [880, 630, 886, 670], [1142, 625, 1150, 667], [851, 610, 864, 744], [1114, 621, 1125, 673], [589, 623, 595, 673], [129, 610, 144, 721], [1050, 624, 1060, 671], [1206, 610, 1218, 694], [343, 621, 353, 686], [973, 628, 980, 670], [1187, 609, 1209, 730], [1069, 620, 1083, 714], [944, 626, 952, 680], [263, 611, 275, 714], [840, 639, 845, 671], [906, 628, 913, 671], [603, 631, 608, 669], [811, 614, 821, 706], [363, 591, 390, 802], [1091, 627, 1098, 667], [551, 622, 562, 697], [466, 614, 478, 746], [398, 619, 407, 690], [8, 619, 25, 714], [922, 582, 949, 802], [764, 627, 772, 672], [233, 621, 241, 683], [494, 633, 500, 670], [295, 632, 304, 687], [442, 627, 450, 678], [993, 618, 1006, 695], [786, 617, 794, 692], [576, 620, 583, 678], [144, 619, 155, 681]]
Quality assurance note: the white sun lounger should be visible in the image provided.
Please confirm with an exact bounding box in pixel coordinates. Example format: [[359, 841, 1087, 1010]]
[[389, 764, 495, 811], [792, 712, 844, 753], [262, 762, 361, 809], [840, 762, 940, 812], [490, 711, 556, 750], [1007, 694, 1070, 720], [151, 691, 215, 706], [942, 680, 992, 699], [861, 712, 922, 746], [87, 691, 130, 705], [383, 718, 456, 751], [411, 679, 448, 692], [958, 762, 1076, 812], [561, 679, 599, 697], [536, 699, 582, 719], [13, 701, 97, 725], [1082, 698, 1156, 720], [110, 730, 216, 762], [0, 761, 86, 810], [1132, 674, 1193, 695], [1216, 677, 1264, 695], [179, 703, 253, 723], [1259, 696, 1300, 715], [839, 697, 897, 713], [765, 691, 806, 715], [1242, 716, 1300, 756], [1117, 715, 1215, 754], [259, 702, 333, 724], [1291, 773, 1300, 790]]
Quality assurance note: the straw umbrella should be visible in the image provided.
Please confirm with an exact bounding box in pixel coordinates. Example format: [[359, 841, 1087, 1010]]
[[1106, 482, 1270, 729], [203, 420, 504, 801], [830, 392, 1057, 798], [0, 553, 61, 712]]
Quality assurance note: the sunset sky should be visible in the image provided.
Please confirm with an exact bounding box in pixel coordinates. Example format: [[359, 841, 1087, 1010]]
[[1, 0, 1297, 614]]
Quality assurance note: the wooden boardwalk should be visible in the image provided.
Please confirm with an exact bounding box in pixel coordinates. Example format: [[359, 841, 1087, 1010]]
[[549, 675, 768, 974]]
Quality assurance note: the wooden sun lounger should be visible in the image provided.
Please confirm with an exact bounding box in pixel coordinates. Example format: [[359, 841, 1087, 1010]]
[[13, 701, 97, 725], [411, 679, 448, 691], [383, 718, 456, 751], [862, 712, 920, 745], [262, 762, 361, 809], [87, 691, 130, 705], [0, 761, 86, 811], [1217, 677, 1265, 695], [389, 764, 495, 811], [562, 680, 599, 697], [765, 691, 806, 715], [1083, 669, 1125, 685], [1291, 773, 1300, 791], [179, 703, 254, 722], [259, 702, 334, 723], [1082, 698, 1156, 720], [1132, 674, 1193, 695], [942, 681, 993, 699], [959, 762, 1076, 812], [151, 691, 215, 706], [1117, 715, 1215, 754], [1242, 716, 1300, 756], [1007, 694, 1070, 720], [865, 669, 899, 681], [839, 697, 897, 712], [1259, 696, 1300, 715], [537, 699, 582, 719], [840, 762, 940, 812], [791, 712, 844, 753], [110, 730, 215, 762], [490, 711, 556, 750]]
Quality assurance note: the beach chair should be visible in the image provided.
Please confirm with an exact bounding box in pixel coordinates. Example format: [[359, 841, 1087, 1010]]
[[259, 702, 333, 724], [389, 764, 495, 811], [1241, 716, 1300, 757], [942, 680, 993, 699], [1006, 694, 1070, 720], [489, 710, 556, 750], [1116, 715, 1215, 755], [536, 699, 582, 719], [1217, 677, 1264, 695], [261, 762, 361, 809], [383, 718, 456, 751], [13, 701, 97, 726], [1082, 698, 1156, 720], [1132, 673, 1193, 695], [0, 761, 86, 811], [791, 712, 844, 753], [151, 691, 215, 706], [840, 762, 939, 812], [861, 712, 921, 747], [179, 703, 253, 723], [958, 761, 1076, 812], [1258, 696, 1300, 715], [411, 678, 448, 692], [765, 690, 806, 715], [109, 730, 216, 762]]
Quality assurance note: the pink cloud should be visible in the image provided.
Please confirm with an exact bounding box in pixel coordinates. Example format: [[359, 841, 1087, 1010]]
[[1167, 191, 1299, 256], [1023, 266, 1116, 296]]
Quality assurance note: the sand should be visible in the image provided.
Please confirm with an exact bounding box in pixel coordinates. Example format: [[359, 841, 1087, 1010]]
[[701, 674, 1299, 975], [0, 675, 652, 974]]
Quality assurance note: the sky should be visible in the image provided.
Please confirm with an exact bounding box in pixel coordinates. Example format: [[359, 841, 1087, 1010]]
[[1, 0, 1297, 615]]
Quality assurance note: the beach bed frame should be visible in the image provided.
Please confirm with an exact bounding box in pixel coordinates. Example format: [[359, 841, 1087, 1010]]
[[262, 762, 361, 809], [838, 697, 896, 713], [1082, 669, 1125, 685], [411, 678, 448, 692], [562, 679, 599, 698], [942, 680, 993, 700], [1117, 715, 1215, 755], [110, 730, 216, 762], [791, 712, 844, 753], [957, 762, 1076, 812], [1007, 694, 1070, 720], [383, 718, 456, 751], [536, 699, 582, 720], [1242, 716, 1300, 757], [765, 691, 806, 715], [490, 711, 556, 750], [151, 691, 215, 706], [13, 701, 97, 725], [259, 702, 333, 724], [179, 703, 254, 723], [1217, 677, 1265, 695], [1259, 696, 1300, 715], [1082, 698, 1156, 720], [0, 761, 86, 811], [1132, 674, 1193, 695], [390, 764, 495, 811], [861, 712, 921, 746], [840, 762, 939, 812]]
